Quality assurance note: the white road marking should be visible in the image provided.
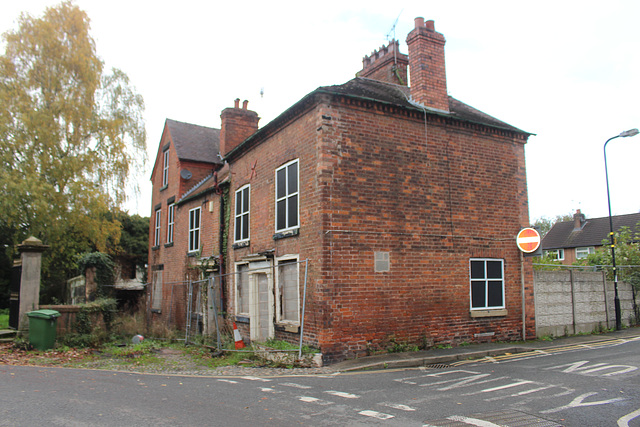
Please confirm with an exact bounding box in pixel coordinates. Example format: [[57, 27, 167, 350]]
[[447, 415, 502, 426], [240, 376, 271, 382], [259, 387, 280, 393], [359, 410, 394, 420], [618, 407, 640, 427], [280, 382, 312, 389], [383, 402, 416, 411], [299, 396, 333, 405], [325, 390, 360, 399], [546, 361, 637, 377], [476, 380, 534, 393], [217, 379, 238, 384], [541, 392, 626, 414]]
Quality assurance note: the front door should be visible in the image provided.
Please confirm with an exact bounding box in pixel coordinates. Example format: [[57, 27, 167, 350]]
[[248, 262, 274, 342]]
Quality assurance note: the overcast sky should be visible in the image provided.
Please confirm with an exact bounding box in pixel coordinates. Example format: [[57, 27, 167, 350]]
[[2, 0, 639, 222]]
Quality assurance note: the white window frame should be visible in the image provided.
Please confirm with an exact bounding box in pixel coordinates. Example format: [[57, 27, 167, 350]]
[[235, 263, 250, 316], [166, 203, 174, 244], [544, 249, 564, 261], [469, 258, 505, 310], [275, 256, 300, 324], [162, 149, 170, 186], [188, 207, 201, 253], [154, 208, 161, 247], [575, 246, 595, 259], [234, 185, 250, 243], [275, 159, 299, 232]]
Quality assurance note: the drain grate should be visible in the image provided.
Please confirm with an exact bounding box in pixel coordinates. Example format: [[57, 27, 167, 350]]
[[423, 363, 451, 369]]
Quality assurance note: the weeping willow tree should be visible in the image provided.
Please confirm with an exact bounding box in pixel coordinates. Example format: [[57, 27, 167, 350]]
[[0, 1, 147, 302]]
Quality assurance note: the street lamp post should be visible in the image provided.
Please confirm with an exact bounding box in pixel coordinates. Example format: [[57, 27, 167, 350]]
[[604, 128, 639, 330]]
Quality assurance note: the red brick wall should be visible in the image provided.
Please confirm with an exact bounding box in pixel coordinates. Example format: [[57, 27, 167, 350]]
[[227, 93, 533, 362], [148, 124, 223, 330]]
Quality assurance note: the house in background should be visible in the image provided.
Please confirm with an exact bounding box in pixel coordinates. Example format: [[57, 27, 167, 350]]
[[148, 17, 534, 362], [542, 210, 640, 265]]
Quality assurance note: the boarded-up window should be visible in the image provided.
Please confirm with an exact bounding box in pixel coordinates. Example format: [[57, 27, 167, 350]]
[[236, 264, 249, 315], [278, 259, 299, 323], [151, 270, 163, 312]]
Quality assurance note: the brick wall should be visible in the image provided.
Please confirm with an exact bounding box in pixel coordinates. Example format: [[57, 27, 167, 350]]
[[226, 92, 533, 362]]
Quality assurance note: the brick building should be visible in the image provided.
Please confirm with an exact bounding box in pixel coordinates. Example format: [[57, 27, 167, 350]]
[[148, 18, 534, 362]]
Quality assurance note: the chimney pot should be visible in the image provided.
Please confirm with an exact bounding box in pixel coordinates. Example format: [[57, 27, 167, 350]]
[[415, 17, 425, 29], [234, 98, 240, 108], [242, 100, 248, 110], [426, 20, 435, 31]]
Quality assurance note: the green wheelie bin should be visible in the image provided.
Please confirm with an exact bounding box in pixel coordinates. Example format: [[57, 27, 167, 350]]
[[27, 309, 61, 350]]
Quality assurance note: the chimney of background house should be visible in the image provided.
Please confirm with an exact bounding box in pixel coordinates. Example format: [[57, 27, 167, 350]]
[[406, 17, 449, 112], [357, 39, 409, 86], [220, 98, 260, 156], [573, 209, 586, 231]]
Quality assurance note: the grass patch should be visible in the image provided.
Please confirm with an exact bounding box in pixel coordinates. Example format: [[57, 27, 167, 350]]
[[0, 308, 8, 329]]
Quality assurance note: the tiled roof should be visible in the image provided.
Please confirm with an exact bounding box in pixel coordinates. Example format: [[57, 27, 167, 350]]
[[166, 119, 221, 164], [317, 78, 531, 135], [542, 212, 640, 249]]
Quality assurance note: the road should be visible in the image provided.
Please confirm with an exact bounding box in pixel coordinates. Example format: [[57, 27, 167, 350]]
[[1, 336, 639, 426]]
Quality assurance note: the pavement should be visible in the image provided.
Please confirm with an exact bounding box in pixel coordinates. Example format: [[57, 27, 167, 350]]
[[329, 326, 640, 372]]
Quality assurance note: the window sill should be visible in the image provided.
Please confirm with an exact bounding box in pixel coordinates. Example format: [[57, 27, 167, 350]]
[[160, 184, 168, 192], [273, 228, 299, 240], [151, 309, 161, 314], [164, 242, 174, 248], [151, 245, 160, 251], [233, 240, 250, 249], [187, 251, 197, 257], [275, 323, 300, 333], [470, 309, 508, 318]]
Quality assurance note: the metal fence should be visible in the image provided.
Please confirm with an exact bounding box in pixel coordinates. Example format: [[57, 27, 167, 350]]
[[147, 259, 310, 357]]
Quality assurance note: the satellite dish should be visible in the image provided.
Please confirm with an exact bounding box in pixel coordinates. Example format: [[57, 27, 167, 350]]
[[180, 169, 192, 180]]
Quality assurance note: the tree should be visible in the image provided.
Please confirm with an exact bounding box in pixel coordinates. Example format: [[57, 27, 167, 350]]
[[532, 213, 574, 238], [0, 2, 146, 303], [581, 225, 640, 290]]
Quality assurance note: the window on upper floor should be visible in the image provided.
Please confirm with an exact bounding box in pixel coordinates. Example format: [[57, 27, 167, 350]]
[[576, 246, 595, 259], [162, 149, 170, 187], [275, 159, 299, 232], [188, 207, 201, 253], [166, 203, 175, 244], [154, 208, 161, 247], [543, 249, 564, 261], [235, 185, 250, 243], [470, 258, 505, 310], [276, 257, 300, 324]]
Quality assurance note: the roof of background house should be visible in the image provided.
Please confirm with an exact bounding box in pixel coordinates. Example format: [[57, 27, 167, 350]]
[[542, 212, 640, 250], [166, 119, 221, 164], [318, 78, 531, 135]]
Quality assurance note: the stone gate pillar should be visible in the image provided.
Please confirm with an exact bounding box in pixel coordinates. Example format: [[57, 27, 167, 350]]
[[16, 236, 49, 332]]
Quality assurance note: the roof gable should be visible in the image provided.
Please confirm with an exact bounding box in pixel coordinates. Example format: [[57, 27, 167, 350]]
[[166, 119, 221, 164]]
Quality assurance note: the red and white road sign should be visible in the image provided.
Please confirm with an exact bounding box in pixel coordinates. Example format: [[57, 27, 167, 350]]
[[516, 227, 541, 253]]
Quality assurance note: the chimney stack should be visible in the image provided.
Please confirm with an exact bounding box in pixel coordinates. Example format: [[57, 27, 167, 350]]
[[406, 17, 449, 112], [573, 209, 586, 231], [220, 99, 259, 156], [357, 40, 409, 86]]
